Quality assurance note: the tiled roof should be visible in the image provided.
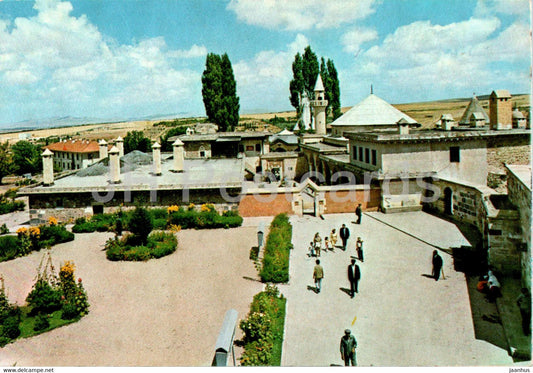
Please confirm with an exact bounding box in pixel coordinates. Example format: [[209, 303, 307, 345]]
[[46, 140, 100, 153]]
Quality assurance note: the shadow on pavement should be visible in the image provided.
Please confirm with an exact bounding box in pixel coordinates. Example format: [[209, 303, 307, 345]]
[[339, 287, 352, 296], [307, 285, 318, 293]]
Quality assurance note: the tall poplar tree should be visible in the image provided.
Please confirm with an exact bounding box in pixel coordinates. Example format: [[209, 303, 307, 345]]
[[201, 53, 240, 132], [289, 53, 304, 112], [326, 59, 341, 120]]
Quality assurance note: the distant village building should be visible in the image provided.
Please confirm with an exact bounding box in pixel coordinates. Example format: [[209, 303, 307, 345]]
[[45, 139, 101, 170]]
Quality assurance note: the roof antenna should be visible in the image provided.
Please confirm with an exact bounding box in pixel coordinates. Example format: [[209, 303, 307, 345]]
[[371, 84, 373, 95]]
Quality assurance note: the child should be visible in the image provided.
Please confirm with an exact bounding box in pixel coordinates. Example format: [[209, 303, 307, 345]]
[[324, 237, 330, 251], [313, 232, 322, 257], [308, 241, 315, 257], [356, 237, 364, 262], [330, 229, 338, 247]]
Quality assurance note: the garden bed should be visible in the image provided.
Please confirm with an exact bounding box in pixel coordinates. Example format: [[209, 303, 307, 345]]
[[259, 213, 292, 283], [239, 285, 286, 366], [105, 231, 178, 261]]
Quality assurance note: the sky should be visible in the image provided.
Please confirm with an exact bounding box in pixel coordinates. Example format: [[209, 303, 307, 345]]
[[0, 0, 530, 126]]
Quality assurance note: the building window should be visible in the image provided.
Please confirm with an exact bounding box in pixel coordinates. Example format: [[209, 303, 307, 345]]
[[450, 146, 460, 162], [238, 145, 244, 153], [246, 145, 254, 152], [371, 149, 377, 166], [359, 147, 363, 162], [353, 146, 357, 160], [255, 143, 261, 152], [365, 148, 370, 163]]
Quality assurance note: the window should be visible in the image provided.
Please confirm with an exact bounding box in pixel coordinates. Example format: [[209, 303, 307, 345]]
[[371, 149, 377, 166], [359, 147, 363, 162], [353, 146, 357, 160], [255, 143, 261, 152], [365, 148, 370, 163], [238, 145, 244, 153], [246, 145, 254, 152], [450, 146, 460, 162]]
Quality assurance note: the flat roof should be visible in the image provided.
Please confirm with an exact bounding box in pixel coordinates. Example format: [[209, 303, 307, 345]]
[[345, 128, 531, 143], [300, 142, 347, 153], [505, 164, 532, 190], [21, 157, 244, 194], [168, 131, 270, 143]]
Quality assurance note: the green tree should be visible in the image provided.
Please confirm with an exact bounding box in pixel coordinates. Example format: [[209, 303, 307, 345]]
[[201, 53, 240, 132], [289, 52, 304, 112], [159, 127, 188, 152], [11, 141, 41, 175], [301, 46, 319, 98], [326, 59, 342, 120], [128, 207, 153, 245], [124, 131, 151, 154], [0, 142, 12, 184]]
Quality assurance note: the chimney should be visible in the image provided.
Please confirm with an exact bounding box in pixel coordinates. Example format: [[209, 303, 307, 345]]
[[99, 139, 108, 159], [108, 146, 120, 184], [397, 118, 410, 135], [115, 136, 124, 157], [172, 139, 184, 172], [152, 142, 162, 176], [42, 149, 54, 186]]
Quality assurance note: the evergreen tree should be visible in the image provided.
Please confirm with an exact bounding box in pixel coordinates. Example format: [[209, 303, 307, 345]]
[[201, 53, 240, 132], [124, 131, 151, 154], [289, 53, 304, 112], [11, 141, 41, 175], [326, 59, 342, 120], [301, 46, 319, 98], [128, 207, 153, 245], [0, 142, 12, 184]]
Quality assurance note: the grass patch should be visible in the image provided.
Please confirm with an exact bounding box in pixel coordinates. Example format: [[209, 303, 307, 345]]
[[18, 306, 78, 339]]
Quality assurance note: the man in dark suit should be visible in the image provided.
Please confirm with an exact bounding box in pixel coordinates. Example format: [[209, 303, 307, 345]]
[[432, 250, 443, 281], [355, 204, 362, 224], [347, 259, 361, 298], [340, 224, 350, 251]]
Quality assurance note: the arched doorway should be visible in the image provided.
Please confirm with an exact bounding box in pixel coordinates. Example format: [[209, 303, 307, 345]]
[[444, 187, 453, 215]]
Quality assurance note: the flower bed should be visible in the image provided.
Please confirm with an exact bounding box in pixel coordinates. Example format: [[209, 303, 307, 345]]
[[239, 285, 286, 366], [105, 231, 178, 261], [259, 214, 292, 283], [0, 254, 89, 347], [0, 220, 74, 263], [72, 204, 243, 234]]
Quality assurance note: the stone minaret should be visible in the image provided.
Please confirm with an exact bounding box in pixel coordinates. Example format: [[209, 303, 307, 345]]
[[115, 136, 124, 157], [489, 90, 512, 130], [99, 139, 108, 159], [42, 149, 54, 186], [108, 146, 120, 184], [172, 139, 184, 172], [310, 74, 328, 135], [152, 142, 162, 176]]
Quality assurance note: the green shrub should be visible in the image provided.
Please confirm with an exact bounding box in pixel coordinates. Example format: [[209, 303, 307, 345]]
[[128, 207, 153, 245], [259, 214, 292, 283], [0, 200, 25, 215], [33, 314, 50, 331], [26, 280, 62, 315], [61, 303, 78, 320], [152, 218, 167, 230], [0, 224, 9, 235], [168, 208, 243, 230], [105, 232, 177, 261], [240, 285, 286, 366], [39, 225, 74, 247], [0, 235, 21, 261], [2, 316, 21, 339]]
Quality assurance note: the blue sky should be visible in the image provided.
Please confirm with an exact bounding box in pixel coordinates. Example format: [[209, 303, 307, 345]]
[[0, 0, 530, 126]]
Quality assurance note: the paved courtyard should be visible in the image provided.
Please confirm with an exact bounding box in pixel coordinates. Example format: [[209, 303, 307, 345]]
[[281, 211, 513, 366], [0, 219, 269, 366]]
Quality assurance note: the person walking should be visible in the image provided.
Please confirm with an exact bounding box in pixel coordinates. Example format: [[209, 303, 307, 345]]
[[516, 288, 531, 335], [347, 259, 361, 298], [340, 329, 357, 366], [355, 204, 362, 224], [340, 224, 350, 251], [313, 259, 324, 293], [330, 228, 338, 248], [432, 250, 443, 281], [356, 237, 364, 262], [308, 241, 315, 257]]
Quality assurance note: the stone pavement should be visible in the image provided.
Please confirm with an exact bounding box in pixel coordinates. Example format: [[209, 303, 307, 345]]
[[280, 211, 514, 366]]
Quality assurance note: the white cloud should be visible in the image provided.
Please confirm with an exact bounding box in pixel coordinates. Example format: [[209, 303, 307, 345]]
[[0, 0, 208, 122], [233, 34, 310, 112], [341, 27, 378, 54], [474, 0, 529, 17], [227, 0, 377, 31]]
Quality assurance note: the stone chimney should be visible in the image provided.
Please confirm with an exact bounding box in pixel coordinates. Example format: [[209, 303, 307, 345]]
[[108, 146, 120, 184], [172, 139, 184, 172], [42, 149, 54, 186], [152, 142, 162, 176], [397, 118, 410, 135], [115, 136, 124, 157], [99, 139, 108, 159]]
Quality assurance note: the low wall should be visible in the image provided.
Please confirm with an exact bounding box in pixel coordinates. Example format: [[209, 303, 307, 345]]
[[323, 188, 380, 214], [238, 192, 293, 217]]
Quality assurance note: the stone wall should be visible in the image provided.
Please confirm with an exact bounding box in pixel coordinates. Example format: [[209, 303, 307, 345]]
[[507, 169, 532, 289]]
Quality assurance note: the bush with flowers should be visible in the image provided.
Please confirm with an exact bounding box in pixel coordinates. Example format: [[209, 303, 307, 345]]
[[239, 285, 286, 366]]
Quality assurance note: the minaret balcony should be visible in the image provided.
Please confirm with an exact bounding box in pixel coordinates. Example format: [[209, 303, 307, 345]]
[[310, 100, 328, 107]]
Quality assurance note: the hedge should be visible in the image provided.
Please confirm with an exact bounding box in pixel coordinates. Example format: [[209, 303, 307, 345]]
[[105, 231, 178, 261], [239, 285, 286, 366], [259, 214, 292, 283]]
